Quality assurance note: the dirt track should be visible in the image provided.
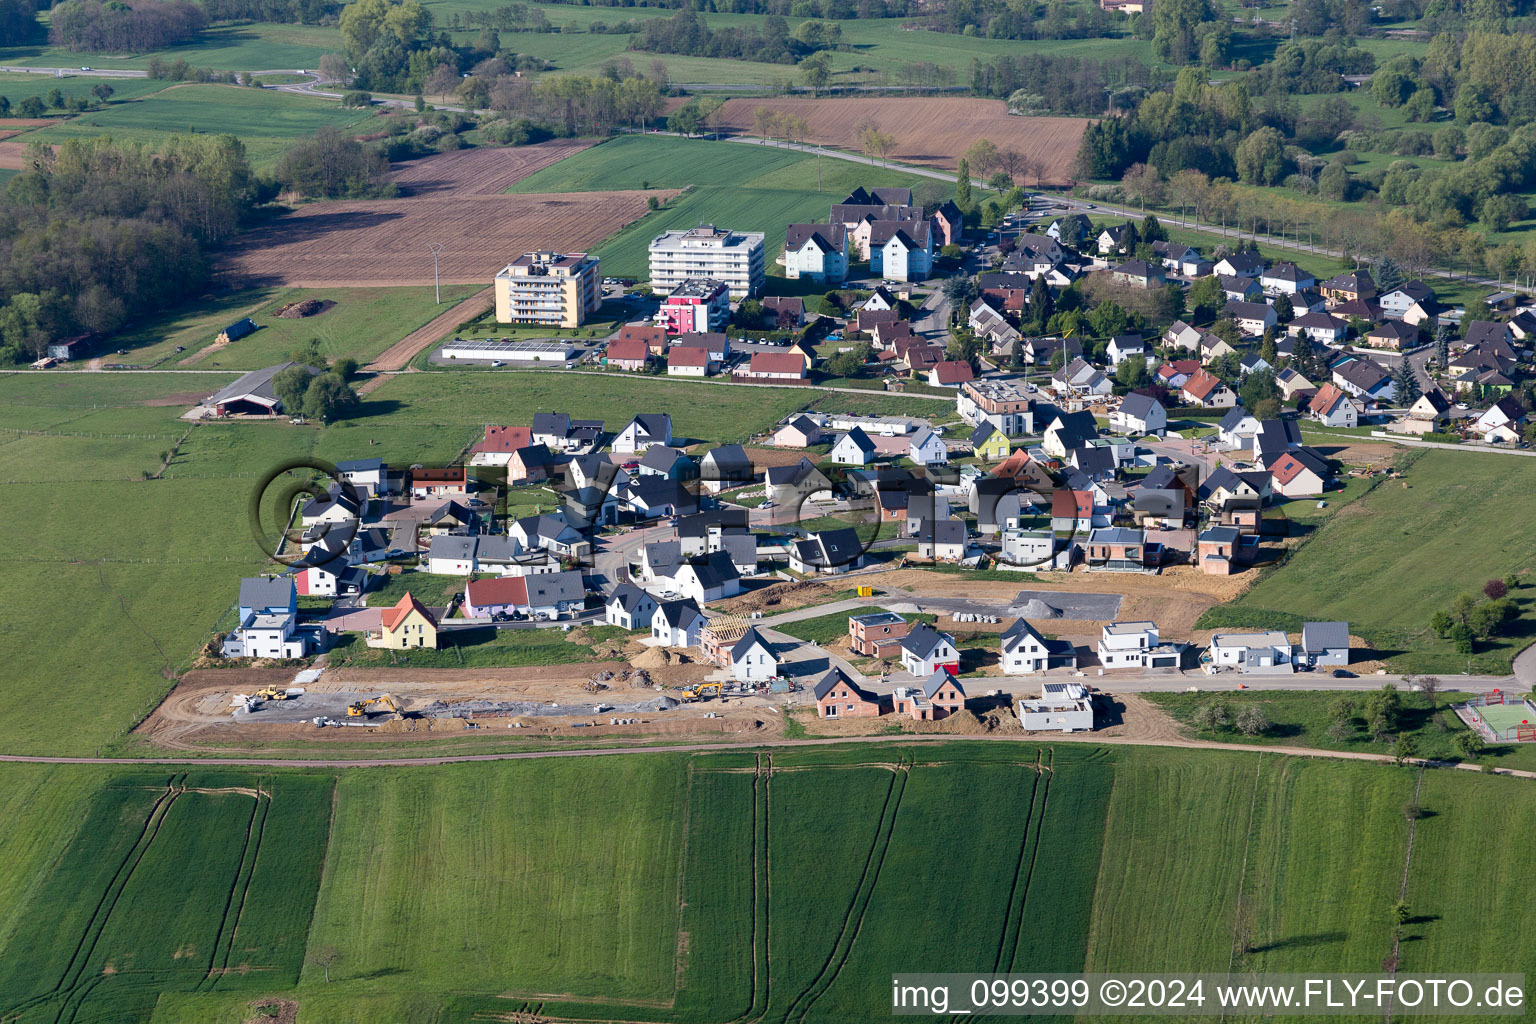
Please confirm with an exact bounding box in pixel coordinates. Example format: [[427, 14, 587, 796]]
[[363, 287, 494, 375]]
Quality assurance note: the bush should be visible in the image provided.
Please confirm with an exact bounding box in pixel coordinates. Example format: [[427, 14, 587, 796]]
[[340, 90, 372, 108]]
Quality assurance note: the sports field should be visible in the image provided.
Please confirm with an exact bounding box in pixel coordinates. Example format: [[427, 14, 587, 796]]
[[0, 744, 1528, 1022], [1472, 700, 1535, 737], [509, 134, 937, 279]]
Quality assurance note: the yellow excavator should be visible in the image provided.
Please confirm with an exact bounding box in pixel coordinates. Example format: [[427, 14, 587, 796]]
[[254, 686, 292, 702], [680, 682, 724, 702], [347, 694, 404, 717]]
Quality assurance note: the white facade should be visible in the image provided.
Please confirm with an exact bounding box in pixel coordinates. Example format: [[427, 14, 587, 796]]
[[1097, 621, 1160, 669], [649, 225, 765, 298]]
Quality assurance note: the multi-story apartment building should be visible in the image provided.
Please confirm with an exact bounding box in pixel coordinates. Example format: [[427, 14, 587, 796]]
[[649, 224, 764, 298], [494, 251, 601, 327], [956, 378, 1037, 437], [658, 278, 730, 334]]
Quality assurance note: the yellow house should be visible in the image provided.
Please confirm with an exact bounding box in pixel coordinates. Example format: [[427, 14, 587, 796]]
[[787, 341, 816, 370], [367, 592, 439, 649], [970, 423, 1012, 461]]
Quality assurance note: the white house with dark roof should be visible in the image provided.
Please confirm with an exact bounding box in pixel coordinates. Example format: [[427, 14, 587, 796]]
[[1214, 252, 1265, 278], [868, 220, 933, 281], [1300, 621, 1350, 667], [611, 413, 673, 454], [1110, 392, 1167, 436], [788, 527, 865, 575], [898, 624, 959, 676], [782, 223, 849, 282], [651, 599, 704, 647], [730, 627, 779, 681], [908, 428, 948, 465], [830, 427, 877, 465], [1000, 618, 1078, 675], [1260, 261, 1314, 296], [606, 583, 658, 630]]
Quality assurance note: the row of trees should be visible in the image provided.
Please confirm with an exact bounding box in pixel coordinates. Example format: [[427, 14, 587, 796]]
[[968, 53, 1157, 116], [50, 0, 208, 52], [1428, 577, 1521, 653], [631, 10, 834, 64], [0, 134, 255, 365], [0, 0, 36, 45], [273, 126, 395, 199]]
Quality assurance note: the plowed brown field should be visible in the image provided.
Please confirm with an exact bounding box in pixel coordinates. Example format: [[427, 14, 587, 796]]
[[224, 190, 670, 287], [713, 97, 1087, 182], [221, 139, 659, 288], [387, 139, 593, 196]]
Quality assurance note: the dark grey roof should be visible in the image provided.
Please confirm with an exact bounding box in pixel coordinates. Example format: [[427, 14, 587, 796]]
[[702, 444, 752, 482], [900, 623, 952, 659], [427, 534, 477, 562], [1071, 445, 1115, 474], [1302, 620, 1349, 653], [1219, 407, 1256, 432], [731, 626, 775, 661], [839, 426, 876, 454], [1134, 489, 1184, 517], [532, 412, 571, 437], [654, 598, 703, 630], [922, 668, 963, 698], [1000, 617, 1047, 653], [1254, 418, 1302, 454], [813, 666, 863, 701], [915, 518, 967, 546], [1118, 392, 1160, 419], [336, 457, 383, 474], [207, 362, 320, 410], [523, 570, 585, 605], [639, 444, 688, 472], [239, 576, 294, 611], [607, 583, 653, 614]]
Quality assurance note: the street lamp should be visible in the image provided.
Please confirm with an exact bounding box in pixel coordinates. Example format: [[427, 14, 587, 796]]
[[427, 242, 443, 304]]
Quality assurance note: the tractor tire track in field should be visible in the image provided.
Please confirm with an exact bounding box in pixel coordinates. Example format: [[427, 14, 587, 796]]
[[1004, 749, 1055, 974], [44, 776, 187, 1024], [203, 782, 272, 988], [728, 754, 771, 1024], [993, 751, 1045, 974], [779, 754, 911, 1024], [1384, 765, 1427, 1024]]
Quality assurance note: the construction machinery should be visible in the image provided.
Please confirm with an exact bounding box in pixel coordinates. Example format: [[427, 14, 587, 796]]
[[253, 686, 292, 701], [346, 694, 404, 718], [681, 682, 725, 702]]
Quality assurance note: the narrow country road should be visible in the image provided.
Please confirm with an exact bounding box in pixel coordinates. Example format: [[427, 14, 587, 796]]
[[2, 732, 1531, 779]]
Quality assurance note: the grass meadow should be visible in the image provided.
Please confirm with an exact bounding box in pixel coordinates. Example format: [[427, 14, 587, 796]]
[[3, 744, 1528, 1023], [108, 284, 483, 370], [1222, 449, 1536, 673], [25, 83, 382, 168]]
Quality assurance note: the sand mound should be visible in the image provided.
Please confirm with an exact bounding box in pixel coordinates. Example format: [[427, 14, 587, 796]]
[[632, 646, 675, 669]]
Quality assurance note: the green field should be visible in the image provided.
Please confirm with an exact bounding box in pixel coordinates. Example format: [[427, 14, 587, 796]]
[[510, 135, 937, 279], [0, 72, 171, 106], [0, 744, 1530, 1022], [0, 21, 341, 72], [1221, 450, 1536, 673], [24, 83, 381, 168], [106, 285, 484, 370]]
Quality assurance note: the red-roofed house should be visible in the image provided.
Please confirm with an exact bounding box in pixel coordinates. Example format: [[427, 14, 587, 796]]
[[928, 360, 975, 387], [1269, 450, 1327, 497], [605, 338, 650, 371], [1050, 489, 1095, 532], [616, 323, 670, 355], [1308, 383, 1357, 427], [367, 592, 438, 649], [666, 345, 713, 377], [738, 352, 809, 381], [1180, 369, 1236, 408], [470, 425, 533, 466]]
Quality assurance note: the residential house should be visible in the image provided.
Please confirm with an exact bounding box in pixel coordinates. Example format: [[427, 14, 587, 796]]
[[814, 668, 884, 719], [1016, 682, 1095, 732], [730, 627, 779, 682], [1199, 332, 1237, 363], [763, 294, 805, 328], [932, 200, 965, 246], [1043, 410, 1100, 458], [335, 457, 386, 496], [1474, 395, 1527, 442], [1217, 406, 1262, 449], [366, 592, 438, 650], [464, 571, 585, 620], [1098, 620, 1181, 668], [788, 526, 865, 575], [469, 425, 534, 467], [1224, 300, 1278, 337], [890, 670, 965, 720], [222, 576, 308, 659], [1165, 320, 1204, 353], [1000, 618, 1077, 675], [1308, 382, 1358, 427], [1084, 525, 1157, 571], [1106, 333, 1149, 367], [1260, 261, 1314, 296], [509, 445, 555, 484], [928, 360, 975, 388], [969, 299, 1022, 353], [611, 413, 673, 454], [1095, 223, 1132, 255], [977, 272, 1033, 313], [672, 552, 743, 604], [1219, 275, 1263, 302], [898, 624, 960, 676], [970, 422, 1012, 460], [783, 222, 849, 282], [1050, 489, 1096, 532], [300, 483, 363, 528], [1181, 369, 1237, 408], [1393, 390, 1452, 436], [1379, 281, 1438, 321], [699, 444, 754, 493], [1300, 621, 1350, 667], [1253, 418, 1302, 456], [1320, 269, 1375, 304], [772, 414, 823, 449], [908, 427, 949, 465], [1152, 241, 1209, 277], [1208, 631, 1294, 673], [849, 611, 911, 657], [1288, 311, 1348, 344], [605, 583, 658, 630], [765, 457, 834, 509], [665, 345, 713, 377], [868, 220, 933, 281], [1276, 366, 1315, 399], [1111, 259, 1166, 288], [1051, 356, 1112, 397], [615, 323, 669, 356], [913, 517, 969, 562], [1239, 352, 1273, 377], [605, 338, 650, 371], [830, 427, 878, 466], [739, 351, 809, 382], [1110, 392, 1166, 436], [958, 378, 1037, 437], [1197, 524, 1256, 575], [1332, 359, 1394, 403], [1213, 252, 1265, 278], [1157, 359, 1200, 389], [651, 599, 705, 647], [637, 445, 696, 482], [510, 513, 589, 560], [1266, 447, 1330, 497]]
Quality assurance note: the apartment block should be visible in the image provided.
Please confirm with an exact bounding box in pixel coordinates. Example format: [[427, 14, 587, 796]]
[[649, 224, 765, 299], [494, 251, 601, 328]]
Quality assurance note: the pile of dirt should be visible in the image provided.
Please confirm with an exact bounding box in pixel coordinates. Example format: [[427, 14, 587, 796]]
[[1019, 598, 1062, 619], [721, 579, 846, 614], [275, 298, 331, 319], [632, 646, 676, 669]]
